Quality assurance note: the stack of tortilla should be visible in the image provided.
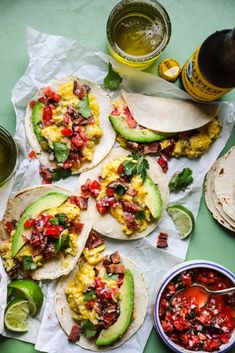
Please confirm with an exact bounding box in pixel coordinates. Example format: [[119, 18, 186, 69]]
[[205, 146, 235, 232]]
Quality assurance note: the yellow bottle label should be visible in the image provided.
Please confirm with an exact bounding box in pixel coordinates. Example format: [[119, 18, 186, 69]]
[[181, 47, 232, 101]]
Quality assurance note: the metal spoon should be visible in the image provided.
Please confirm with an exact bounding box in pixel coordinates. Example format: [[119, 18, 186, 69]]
[[171, 283, 235, 308]]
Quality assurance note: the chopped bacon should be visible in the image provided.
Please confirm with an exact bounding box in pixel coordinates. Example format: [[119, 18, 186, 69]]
[[121, 200, 142, 213], [161, 141, 175, 160], [71, 221, 84, 234], [124, 212, 138, 229], [70, 195, 88, 210], [156, 232, 168, 248], [63, 158, 73, 170], [125, 140, 139, 150], [29, 100, 36, 109], [156, 155, 168, 173], [85, 230, 104, 249], [73, 81, 90, 99], [106, 264, 125, 274], [141, 142, 160, 155], [123, 106, 137, 128], [28, 150, 37, 159], [110, 251, 121, 264], [79, 116, 95, 125], [3, 218, 17, 232], [127, 186, 138, 197], [39, 164, 52, 184], [68, 324, 81, 342], [179, 130, 195, 139]]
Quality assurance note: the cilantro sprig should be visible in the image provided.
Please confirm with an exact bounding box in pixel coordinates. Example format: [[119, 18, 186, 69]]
[[78, 95, 91, 118], [169, 168, 193, 192], [103, 62, 122, 91], [122, 152, 149, 180], [22, 256, 37, 271], [53, 142, 69, 163], [81, 320, 97, 338]]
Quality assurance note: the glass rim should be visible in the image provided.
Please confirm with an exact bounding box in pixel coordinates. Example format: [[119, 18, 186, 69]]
[[106, 0, 172, 63]]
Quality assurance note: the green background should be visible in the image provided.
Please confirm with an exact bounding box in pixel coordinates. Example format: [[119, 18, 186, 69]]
[[0, 0, 234, 352]]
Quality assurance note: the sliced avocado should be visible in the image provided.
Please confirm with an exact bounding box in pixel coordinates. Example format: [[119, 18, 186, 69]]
[[109, 115, 174, 143], [32, 102, 48, 151], [11, 192, 68, 257], [143, 176, 163, 219], [96, 269, 134, 346]]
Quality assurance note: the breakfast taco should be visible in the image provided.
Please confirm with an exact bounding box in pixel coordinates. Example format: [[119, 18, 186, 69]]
[[25, 77, 115, 181], [0, 185, 92, 280], [55, 231, 147, 350], [109, 91, 221, 161], [77, 147, 169, 240]]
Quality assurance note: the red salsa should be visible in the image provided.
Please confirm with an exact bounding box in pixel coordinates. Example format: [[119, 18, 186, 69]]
[[159, 268, 235, 351]]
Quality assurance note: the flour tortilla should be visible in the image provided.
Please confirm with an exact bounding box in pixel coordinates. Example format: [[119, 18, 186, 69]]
[[77, 147, 169, 240], [121, 90, 220, 133], [205, 159, 235, 232], [25, 77, 115, 173], [0, 185, 92, 280], [55, 254, 147, 351], [213, 147, 235, 222]]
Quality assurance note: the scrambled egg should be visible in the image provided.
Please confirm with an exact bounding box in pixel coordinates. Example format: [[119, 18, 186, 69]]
[[65, 244, 110, 325], [162, 118, 221, 158], [39, 80, 102, 169], [98, 156, 152, 235]]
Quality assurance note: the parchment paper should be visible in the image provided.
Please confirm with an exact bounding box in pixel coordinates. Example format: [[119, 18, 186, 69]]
[[0, 28, 234, 353]]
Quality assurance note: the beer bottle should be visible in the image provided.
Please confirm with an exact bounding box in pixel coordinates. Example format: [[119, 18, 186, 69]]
[[181, 29, 235, 101]]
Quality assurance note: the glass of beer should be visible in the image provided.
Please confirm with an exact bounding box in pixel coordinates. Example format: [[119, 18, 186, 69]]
[[0, 126, 17, 187]]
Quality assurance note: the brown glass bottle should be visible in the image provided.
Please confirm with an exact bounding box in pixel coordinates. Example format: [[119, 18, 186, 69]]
[[181, 29, 235, 101]]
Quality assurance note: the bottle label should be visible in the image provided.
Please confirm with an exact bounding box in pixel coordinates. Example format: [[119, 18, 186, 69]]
[[181, 47, 232, 101]]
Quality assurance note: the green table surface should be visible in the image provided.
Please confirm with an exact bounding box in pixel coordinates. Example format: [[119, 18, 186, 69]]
[[0, 1, 234, 352]]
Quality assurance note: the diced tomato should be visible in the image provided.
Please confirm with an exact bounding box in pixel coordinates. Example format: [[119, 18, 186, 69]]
[[72, 221, 84, 234], [38, 96, 46, 104], [203, 339, 221, 351], [61, 128, 73, 136], [162, 320, 174, 333], [180, 333, 189, 344], [96, 200, 109, 214], [90, 180, 101, 197], [24, 218, 35, 228], [43, 105, 53, 126], [117, 163, 124, 174], [123, 106, 137, 128], [44, 225, 63, 238], [4, 219, 16, 232], [219, 332, 231, 344], [103, 313, 116, 324], [196, 309, 212, 325], [111, 107, 120, 116], [29, 100, 36, 109], [156, 156, 168, 173], [117, 273, 124, 287], [71, 135, 85, 148], [173, 318, 190, 331], [85, 300, 96, 309], [28, 150, 37, 159], [106, 187, 115, 197], [43, 86, 61, 103]]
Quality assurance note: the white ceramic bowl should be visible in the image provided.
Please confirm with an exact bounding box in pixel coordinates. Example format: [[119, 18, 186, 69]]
[[153, 260, 235, 353]]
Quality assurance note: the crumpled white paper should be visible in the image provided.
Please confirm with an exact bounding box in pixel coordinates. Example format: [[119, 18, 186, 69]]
[[0, 27, 234, 353]]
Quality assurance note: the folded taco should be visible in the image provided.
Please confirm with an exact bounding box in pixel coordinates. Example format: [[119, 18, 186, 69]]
[[25, 77, 115, 181], [109, 91, 221, 160], [78, 147, 169, 240], [0, 185, 92, 280], [55, 231, 147, 350]]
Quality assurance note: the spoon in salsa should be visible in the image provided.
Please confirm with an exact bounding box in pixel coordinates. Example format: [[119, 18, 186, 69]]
[[171, 284, 235, 309]]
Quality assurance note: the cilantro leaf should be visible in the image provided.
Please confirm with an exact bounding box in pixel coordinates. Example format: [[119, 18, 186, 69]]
[[52, 168, 72, 181], [78, 95, 91, 118], [104, 272, 119, 281], [53, 142, 69, 163], [169, 168, 193, 192], [55, 233, 70, 253], [49, 217, 59, 225], [81, 320, 97, 338], [135, 210, 146, 220], [55, 213, 68, 226], [103, 62, 122, 91], [22, 256, 37, 271], [122, 160, 137, 177], [113, 184, 127, 196], [122, 152, 149, 180], [84, 291, 97, 301]]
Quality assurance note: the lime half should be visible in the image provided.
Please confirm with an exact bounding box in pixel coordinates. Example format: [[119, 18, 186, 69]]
[[167, 204, 194, 239], [7, 279, 43, 316], [4, 298, 30, 332]]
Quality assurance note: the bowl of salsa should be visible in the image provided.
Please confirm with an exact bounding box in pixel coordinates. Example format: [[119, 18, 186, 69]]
[[153, 260, 235, 352], [0, 126, 17, 187]]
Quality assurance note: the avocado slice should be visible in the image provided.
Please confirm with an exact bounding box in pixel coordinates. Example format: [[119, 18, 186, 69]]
[[143, 176, 163, 219], [96, 269, 134, 346], [109, 115, 174, 143], [11, 192, 68, 257], [32, 102, 48, 150]]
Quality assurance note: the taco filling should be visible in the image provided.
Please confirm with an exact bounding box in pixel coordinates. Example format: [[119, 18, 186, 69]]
[[110, 98, 221, 165], [29, 79, 103, 174], [65, 232, 134, 345], [81, 152, 163, 235], [0, 192, 89, 278]]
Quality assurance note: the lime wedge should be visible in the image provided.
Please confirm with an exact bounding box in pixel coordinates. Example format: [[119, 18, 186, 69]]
[[7, 279, 43, 316], [167, 204, 194, 238], [4, 298, 30, 332]]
